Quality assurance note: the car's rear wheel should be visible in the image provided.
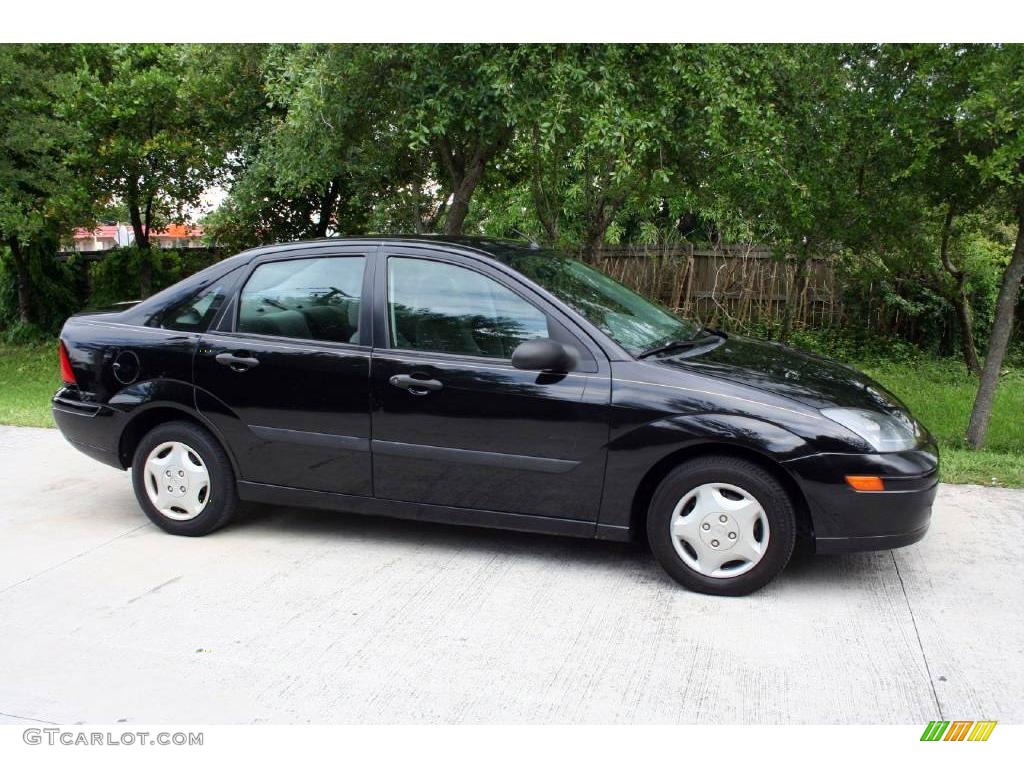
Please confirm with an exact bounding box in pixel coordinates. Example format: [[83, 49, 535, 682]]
[[131, 421, 238, 536], [647, 456, 796, 596]]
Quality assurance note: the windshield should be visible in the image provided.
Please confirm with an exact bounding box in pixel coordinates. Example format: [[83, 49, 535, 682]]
[[508, 253, 696, 355]]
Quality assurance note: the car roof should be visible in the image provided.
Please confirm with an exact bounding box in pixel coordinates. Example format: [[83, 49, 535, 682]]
[[233, 235, 550, 265]]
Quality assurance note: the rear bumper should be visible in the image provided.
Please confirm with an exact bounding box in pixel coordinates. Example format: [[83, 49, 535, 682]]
[[52, 389, 124, 470], [783, 445, 939, 554]]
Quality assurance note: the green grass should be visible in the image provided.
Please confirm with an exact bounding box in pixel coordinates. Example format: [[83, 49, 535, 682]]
[[1, 340, 1022, 487], [0, 342, 60, 428]]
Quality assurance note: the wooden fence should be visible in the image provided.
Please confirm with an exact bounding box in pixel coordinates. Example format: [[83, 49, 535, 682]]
[[593, 243, 841, 330]]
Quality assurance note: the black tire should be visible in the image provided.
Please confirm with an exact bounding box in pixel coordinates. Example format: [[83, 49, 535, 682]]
[[646, 456, 796, 596], [131, 420, 238, 536]]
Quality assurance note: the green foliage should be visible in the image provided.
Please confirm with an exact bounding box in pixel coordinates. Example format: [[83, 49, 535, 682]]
[[787, 326, 936, 367], [0, 44, 94, 328], [0, 244, 85, 336], [481, 45, 696, 252], [81, 44, 228, 239], [87, 247, 220, 307], [1, 42, 1023, 434], [0, 45, 89, 243], [202, 44, 386, 246]]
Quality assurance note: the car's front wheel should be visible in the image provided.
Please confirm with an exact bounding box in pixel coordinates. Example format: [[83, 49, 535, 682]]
[[647, 456, 796, 596], [131, 420, 238, 536]]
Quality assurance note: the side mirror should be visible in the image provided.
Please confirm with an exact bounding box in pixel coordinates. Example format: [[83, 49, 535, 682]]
[[511, 338, 579, 373]]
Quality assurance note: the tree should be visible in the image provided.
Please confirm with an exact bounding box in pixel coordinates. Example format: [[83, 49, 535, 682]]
[[959, 45, 1024, 448], [208, 44, 421, 244], [510, 45, 689, 259], [255, 44, 392, 236], [190, 44, 350, 249], [379, 44, 528, 235], [213, 44, 533, 240], [891, 44, 1007, 375], [0, 45, 90, 326], [705, 45, 928, 342], [84, 45, 225, 296]]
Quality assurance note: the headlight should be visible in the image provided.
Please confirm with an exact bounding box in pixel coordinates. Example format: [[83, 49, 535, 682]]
[[821, 407, 918, 452]]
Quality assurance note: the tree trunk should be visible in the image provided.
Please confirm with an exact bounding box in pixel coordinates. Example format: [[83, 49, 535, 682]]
[[779, 246, 810, 344], [8, 237, 32, 325], [966, 202, 1024, 448], [536, 200, 559, 245], [436, 130, 510, 236], [128, 193, 153, 299], [532, 182, 559, 246], [938, 204, 982, 375], [954, 294, 983, 376], [530, 165, 559, 245], [580, 228, 605, 264], [314, 177, 342, 238], [411, 179, 425, 234], [127, 190, 150, 250], [580, 196, 622, 264], [443, 162, 485, 236]]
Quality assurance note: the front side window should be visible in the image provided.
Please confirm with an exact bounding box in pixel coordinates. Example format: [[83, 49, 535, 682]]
[[150, 283, 226, 332], [387, 257, 549, 358], [507, 254, 697, 355], [237, 256, 365, 343]]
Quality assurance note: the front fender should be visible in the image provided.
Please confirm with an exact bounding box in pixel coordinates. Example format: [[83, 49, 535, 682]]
[[597, 412, 810, 535], [610, 412, 808, 457]]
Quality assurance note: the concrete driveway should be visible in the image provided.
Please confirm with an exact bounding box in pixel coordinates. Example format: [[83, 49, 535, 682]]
[[0, 425, 1021, 724]]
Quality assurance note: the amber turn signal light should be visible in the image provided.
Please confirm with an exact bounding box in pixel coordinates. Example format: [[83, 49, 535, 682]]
[[845, 475, 885, 492]]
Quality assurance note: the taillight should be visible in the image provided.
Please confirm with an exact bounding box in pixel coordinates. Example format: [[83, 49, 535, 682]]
[[59, 341, 77, 385]]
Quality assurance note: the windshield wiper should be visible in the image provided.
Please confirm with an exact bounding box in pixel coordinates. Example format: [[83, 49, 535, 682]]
[[638, 327, 725, 359], [637, 338, 702, 359], [687, 323, 727, 341]]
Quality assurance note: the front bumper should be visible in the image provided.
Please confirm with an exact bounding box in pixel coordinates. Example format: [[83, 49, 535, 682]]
[[783, 445, 939, 554]]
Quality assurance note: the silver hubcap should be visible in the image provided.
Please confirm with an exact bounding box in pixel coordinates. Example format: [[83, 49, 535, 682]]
[[143, 441, 211, 521], [669, 482, 770, 578]]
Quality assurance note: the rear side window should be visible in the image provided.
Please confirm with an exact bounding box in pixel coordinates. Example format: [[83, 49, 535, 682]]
[[149, 283, 227, 332], [237, 256, 365, 343], [387, 257, 549, 358]]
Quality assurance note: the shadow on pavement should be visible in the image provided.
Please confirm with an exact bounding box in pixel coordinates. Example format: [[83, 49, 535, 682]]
[[229, 501, 889, 590]]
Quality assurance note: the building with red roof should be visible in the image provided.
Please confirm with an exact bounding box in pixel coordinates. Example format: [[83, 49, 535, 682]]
[[72, 223, 205, 252]]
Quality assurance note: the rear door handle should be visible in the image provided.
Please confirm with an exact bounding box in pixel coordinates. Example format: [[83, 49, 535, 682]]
[[216, 352, 260, 372], [389, 374, 443, 394]]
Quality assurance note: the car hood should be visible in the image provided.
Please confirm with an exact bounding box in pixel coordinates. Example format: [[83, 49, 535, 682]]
[[655, 334, 907, 415]]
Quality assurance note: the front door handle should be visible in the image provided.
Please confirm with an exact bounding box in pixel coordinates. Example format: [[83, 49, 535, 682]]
[[216, 352, 260, 372], [389, 373, 443, 394]]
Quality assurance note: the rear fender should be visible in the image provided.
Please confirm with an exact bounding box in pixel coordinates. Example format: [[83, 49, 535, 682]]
[[111, 380, 237, 473]]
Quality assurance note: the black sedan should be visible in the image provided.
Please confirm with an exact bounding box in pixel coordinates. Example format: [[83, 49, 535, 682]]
[[52, 237, 938, 595]]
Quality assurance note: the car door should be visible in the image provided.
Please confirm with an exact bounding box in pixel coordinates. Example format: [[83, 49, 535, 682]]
[[369, 247, 612, 522], [195, 245, 375, 495]]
